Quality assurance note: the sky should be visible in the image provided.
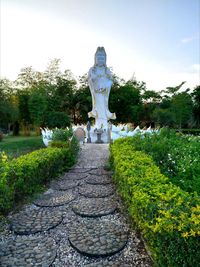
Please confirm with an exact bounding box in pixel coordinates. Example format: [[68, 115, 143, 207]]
[[0, 0, 200, 91]]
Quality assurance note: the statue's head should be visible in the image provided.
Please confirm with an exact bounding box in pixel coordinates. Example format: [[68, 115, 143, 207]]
[[94, 47, 106, 67]]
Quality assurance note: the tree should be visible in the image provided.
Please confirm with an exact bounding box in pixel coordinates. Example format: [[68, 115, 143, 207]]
[[164, 81, 186, 95], [45, 111, 71, 128], [170, 91, 193, 128], [72, 75, 92, 124], [28, 90, 47, 127], [152, 108, 174, 127], [109, 79, 143, 124], [0, 79, 19, 132], [141, 90, 162, 126], [191, 85, 200, 127]]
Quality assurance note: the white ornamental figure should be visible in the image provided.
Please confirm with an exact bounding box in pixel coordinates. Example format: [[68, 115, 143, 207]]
[[88, 47, 116, 129]]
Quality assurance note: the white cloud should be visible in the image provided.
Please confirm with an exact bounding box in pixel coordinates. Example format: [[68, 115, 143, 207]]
[[181, 36, 199, 44], [192, 64, 200, 71]]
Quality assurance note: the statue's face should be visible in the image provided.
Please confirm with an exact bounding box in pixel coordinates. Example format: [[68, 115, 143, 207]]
[[96, 52, 106, 67]]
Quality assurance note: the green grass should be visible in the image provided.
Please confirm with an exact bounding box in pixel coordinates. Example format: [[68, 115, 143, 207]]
[[0, 136, 45, 158]]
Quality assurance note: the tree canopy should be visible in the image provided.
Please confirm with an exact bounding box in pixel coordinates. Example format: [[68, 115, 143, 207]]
[[0, 59, 199, 135]]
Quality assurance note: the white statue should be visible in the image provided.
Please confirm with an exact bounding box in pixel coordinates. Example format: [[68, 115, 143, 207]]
[[41, 128, 53, 146], [88, 47, 116, 129]]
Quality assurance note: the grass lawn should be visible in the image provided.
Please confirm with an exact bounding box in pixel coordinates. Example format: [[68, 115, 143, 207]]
[[0, 136, 45, 158]]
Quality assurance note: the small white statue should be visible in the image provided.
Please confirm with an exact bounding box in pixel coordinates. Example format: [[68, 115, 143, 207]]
[[41, 128, 53, 146], [88, 47, 116, 129]]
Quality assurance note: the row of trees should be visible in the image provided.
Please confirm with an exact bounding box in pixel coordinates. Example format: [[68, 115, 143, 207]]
[[0, 59, 199, 135]]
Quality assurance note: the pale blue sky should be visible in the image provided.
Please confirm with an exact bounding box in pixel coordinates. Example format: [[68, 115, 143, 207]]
[[1, 0, 200, 90]]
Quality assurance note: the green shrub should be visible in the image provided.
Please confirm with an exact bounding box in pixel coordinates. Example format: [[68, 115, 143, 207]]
[[110, 138, 200, 266], [0, 145, 78, 215], [0, 131, 3, 142], [50, 140, 71, 148], [52, 128, 73, 142], [50, 137, 79, 157], [127, 130, 200, 194]]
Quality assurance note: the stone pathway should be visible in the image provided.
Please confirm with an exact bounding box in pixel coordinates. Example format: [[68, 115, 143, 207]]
[[0, 144, 152, 267]]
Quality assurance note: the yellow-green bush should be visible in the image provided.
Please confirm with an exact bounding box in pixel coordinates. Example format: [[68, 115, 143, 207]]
[[110, 138, 200, 267], [0, 146, 77, 215]]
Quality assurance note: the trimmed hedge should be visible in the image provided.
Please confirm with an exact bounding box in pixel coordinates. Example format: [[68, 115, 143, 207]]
[[110, 138, 200, 267], [0, 145, 77, 215]]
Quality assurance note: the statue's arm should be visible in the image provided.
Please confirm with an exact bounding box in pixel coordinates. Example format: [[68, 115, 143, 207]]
[[106, 67, 113, 80], [88, 67, 97, 84]]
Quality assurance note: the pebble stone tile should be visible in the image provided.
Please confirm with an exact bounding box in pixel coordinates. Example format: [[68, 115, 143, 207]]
[[89, 169, 113, 176], [51, 179, 80, 190], [86, 175, 112, 185], [63, 172, 89, 180], [68, 168, 93, 173], [79, 184, 115, 198], [10, 208, 63, 235], [33, 191, 76, 207], [0, 235, 57, 267], [72, 197, 117, 217], [69, 220, 128, 257]]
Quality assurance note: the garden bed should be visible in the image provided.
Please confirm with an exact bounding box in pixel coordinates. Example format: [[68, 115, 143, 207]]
[[127, 130, 200, 194], [110, 137, 200, 266]]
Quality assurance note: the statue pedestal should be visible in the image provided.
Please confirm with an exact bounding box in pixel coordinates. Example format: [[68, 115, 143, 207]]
[[87, 127, 110, 143], [95, 129, 104, 143]]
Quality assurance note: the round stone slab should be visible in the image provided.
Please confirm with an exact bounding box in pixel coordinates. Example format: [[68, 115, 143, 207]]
[[33, 191, 76, 207], [86, 175, 112, 185], [11, 208, 63, 235], [72, 197, 117, 217], [79, 184, 114, 198], [68, 220, 128, 257], [89, 169, 113, 176], [68, 168, 92, 173], [51, 179, 80, 190], [64, 172, 88, 180], [0, 235, 56, 267]]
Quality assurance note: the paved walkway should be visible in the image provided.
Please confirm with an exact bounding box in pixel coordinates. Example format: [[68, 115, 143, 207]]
[[0, 144, 152, 267]]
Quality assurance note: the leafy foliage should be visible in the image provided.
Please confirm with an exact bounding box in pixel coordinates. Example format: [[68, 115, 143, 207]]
[[52, 128, 73, 142], [28, 90, 47, 126], [0, 143, 78, 215], [110, 138, 200, 266], [126, 130, 200, 194], [45, 111, 71, 128], [109, 79, 143, 124], [0, 132, 3, 142], [0, 59, 199, 131], [191, 85, 200, 127]]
